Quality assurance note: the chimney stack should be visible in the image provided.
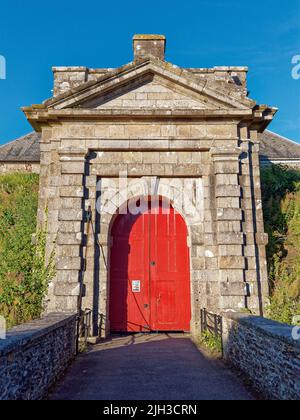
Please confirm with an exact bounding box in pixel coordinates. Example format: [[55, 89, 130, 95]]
[[133, 34, 166, 61]]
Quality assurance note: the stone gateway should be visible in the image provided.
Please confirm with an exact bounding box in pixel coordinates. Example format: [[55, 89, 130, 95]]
[[23, 34, 277, 338]]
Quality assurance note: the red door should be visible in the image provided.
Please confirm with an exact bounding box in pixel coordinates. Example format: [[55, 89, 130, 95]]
[[109, 197, 191, 332]]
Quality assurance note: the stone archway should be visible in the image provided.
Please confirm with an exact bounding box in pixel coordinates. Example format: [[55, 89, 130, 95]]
[[94, 177, 204, 336]]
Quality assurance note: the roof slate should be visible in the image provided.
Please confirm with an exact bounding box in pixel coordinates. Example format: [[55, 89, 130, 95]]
[[259, 131, 300, 160], [0, 132, 41, 162]]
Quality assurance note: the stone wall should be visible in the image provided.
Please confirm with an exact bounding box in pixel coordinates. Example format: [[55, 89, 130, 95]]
[[0, 313, 77, 400], [222, 313, 300, 400], [260, 159, 300, 169], [0, 161, 40, 174]]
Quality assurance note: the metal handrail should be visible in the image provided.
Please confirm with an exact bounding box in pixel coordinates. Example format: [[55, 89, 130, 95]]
[[76, 308, 92, 353]]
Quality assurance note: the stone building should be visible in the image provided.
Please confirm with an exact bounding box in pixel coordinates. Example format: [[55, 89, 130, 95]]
[[3, 34, 297, 337], [0, 132, 40, 174]]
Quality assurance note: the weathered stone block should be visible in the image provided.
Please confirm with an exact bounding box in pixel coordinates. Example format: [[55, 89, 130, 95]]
[[220, 282, 247, 296], [57, 233, 82, 245], [61, 162, 85, 174], [55, 269, 79, 282], [54, 282, 80, 296], [58, 221, 82, 233], [58, 209, 84, 221], [219, 269, 244, 283], [217, 232, 244, 245], [217, 197, 240, 209], [219, 256, 245, 269], [60, 198, 83, 209], [57, 245, 81, 258], [217, 221, 241, 233], [59, 187, 84, 198], [216, 185, 241, 198], [192, 257, 205, 270], [219, 245, 243, 256], [60, 174, 83, 186], [205, 257, 218, 270], [56, 257, 82, 270], [215, 174, 238, 185], [143, 152, 160, 164], [214, 161, 239, 174]]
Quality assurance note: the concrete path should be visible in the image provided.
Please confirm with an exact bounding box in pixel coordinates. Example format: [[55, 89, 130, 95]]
[[49, 334, 255, 400]]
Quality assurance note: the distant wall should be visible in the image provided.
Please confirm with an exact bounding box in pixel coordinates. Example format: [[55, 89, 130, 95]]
[[0, 313, 77, 400], [0, 162, 40, 174], [223, 313, 300, 400], [260, 159, 300, 169]]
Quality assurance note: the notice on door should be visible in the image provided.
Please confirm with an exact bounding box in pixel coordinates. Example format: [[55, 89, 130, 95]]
[[132, 280, 141, 293]]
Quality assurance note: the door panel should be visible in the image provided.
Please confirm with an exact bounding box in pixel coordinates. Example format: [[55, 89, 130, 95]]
[[109, 197, 191, 333], [110, 206, 150, 332], [150, 201, 191, 331]]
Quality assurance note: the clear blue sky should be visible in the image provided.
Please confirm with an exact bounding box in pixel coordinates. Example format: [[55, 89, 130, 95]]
[[0, 0, 300, 144]]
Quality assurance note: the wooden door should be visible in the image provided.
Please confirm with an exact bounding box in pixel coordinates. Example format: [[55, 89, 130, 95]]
[[109, 197, 191, 332]]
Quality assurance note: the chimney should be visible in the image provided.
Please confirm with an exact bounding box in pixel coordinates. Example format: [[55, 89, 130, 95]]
[[133, 34, 166, 61]]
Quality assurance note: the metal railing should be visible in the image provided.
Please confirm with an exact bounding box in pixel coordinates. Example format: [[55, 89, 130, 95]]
[[200, 308, 223, 355], [76, 308, 92, 353]]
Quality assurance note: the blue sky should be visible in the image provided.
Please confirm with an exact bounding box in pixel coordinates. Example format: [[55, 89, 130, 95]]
[[0, 0, 299, 144]]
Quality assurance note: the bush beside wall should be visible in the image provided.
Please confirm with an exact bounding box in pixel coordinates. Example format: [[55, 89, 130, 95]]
[[0, 173, 54, 328], [261, 165, 300, 324]]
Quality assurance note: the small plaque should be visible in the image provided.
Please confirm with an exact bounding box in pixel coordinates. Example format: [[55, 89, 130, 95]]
[[132, 280, 141, 293]]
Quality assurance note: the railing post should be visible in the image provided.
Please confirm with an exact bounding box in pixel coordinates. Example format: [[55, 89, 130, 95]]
[[200, 309, 203, 333], [214, 314, 218, 337], [220, 316, 224, 357]]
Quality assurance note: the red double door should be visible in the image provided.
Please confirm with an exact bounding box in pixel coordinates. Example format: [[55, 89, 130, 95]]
[[109, 197, 191, 333]]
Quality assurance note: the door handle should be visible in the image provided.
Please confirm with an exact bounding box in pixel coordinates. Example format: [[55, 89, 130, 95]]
[[157, 293, 162, 304]]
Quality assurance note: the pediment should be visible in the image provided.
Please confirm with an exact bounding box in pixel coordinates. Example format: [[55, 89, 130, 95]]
[[79, 73, 221, 110], [45, 59, 255, 112]]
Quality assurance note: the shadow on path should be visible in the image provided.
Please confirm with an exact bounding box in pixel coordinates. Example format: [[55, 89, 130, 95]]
[[49, 334, 255, 401]]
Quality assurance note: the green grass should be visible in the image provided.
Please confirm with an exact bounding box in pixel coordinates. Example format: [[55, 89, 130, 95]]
[[200, 331, 223, 355]]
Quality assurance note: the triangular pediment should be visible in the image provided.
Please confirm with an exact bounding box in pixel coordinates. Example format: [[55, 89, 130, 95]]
[[78, 73, 222, 110], [44, 59, 255, 112]]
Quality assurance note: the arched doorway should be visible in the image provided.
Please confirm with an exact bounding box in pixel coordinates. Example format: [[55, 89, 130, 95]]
[[109, 196, 191, 333]]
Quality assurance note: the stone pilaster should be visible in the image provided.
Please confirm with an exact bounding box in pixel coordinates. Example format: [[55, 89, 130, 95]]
[[238, 126, 269, 314], [211, 146, 247, 311], [53, 147, 87, 313]]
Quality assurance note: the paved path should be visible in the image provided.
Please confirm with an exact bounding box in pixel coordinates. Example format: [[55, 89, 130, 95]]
[[50, 334, 255, 400]]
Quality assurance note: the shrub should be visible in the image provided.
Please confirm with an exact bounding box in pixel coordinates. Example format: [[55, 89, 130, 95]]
[[0, 173, 55, 328], [261, 165, 300, 324], [200, 331, 223, 355]]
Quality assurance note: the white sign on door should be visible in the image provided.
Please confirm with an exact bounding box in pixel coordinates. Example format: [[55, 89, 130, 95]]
[[132, 280, 141, 293]]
